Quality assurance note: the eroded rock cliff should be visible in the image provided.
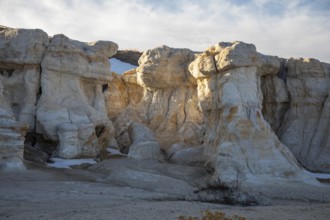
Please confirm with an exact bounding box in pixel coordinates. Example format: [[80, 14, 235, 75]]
[[105, 42, 328, 187], [263, 58, 330, 173], [188, 42, 315, 187], [0, 26, 118, 167], [105, 46, 204, 157], [0, 26, 48, 169], [37, 34, 118, 158], [0, 27, 329, 193]]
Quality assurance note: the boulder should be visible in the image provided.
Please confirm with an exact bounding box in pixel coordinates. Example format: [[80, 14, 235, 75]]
[[127, 123, 160, 160], [168, 146, 206, 166], [136, 45, 196, 89]]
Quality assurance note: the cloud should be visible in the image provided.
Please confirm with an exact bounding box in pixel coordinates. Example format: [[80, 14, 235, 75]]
[[1, 0, 329, 62]]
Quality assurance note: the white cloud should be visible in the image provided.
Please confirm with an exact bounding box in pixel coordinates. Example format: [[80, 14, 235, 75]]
[[1, 0, 329, 62]]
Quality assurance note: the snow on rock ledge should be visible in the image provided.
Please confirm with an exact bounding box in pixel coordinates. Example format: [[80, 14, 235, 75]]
[[47, 158, 97, 169]]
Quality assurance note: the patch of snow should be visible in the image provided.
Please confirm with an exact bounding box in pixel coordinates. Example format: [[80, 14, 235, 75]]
[[47, 158, 97, 169], [109, 58, 137, 74], [304, 170, 330, 179], [106, 148, 127, 156]]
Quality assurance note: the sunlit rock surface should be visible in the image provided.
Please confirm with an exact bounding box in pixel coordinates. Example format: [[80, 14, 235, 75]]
[[105, 46, 204, 155]]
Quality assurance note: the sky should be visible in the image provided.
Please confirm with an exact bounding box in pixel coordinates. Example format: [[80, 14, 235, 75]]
[[110, 58, 137, 74], [1, 0, 330, 62]]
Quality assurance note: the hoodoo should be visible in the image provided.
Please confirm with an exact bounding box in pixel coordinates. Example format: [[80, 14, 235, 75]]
[[0, 26, 329, 204]]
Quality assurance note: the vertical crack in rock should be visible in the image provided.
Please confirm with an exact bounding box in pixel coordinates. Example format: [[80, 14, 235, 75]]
[[212, 55, 220, 74], [182, 88, 189, 125], [277, 59, 288, 82], [25, 36, 57, 163]]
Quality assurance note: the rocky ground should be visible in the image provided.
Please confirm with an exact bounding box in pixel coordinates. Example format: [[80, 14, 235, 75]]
[[1, 158, 330, 220]]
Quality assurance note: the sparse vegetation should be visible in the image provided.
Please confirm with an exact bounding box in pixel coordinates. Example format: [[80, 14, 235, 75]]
[[178, 210, 246, 220]]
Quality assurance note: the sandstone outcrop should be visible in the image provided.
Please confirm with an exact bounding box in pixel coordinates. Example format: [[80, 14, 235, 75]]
[[113, 49, 142, 66], [189, 42, 315, 187], [105, 46, 205, 154], [263, 58, 330, 173], [0, 115, 28, 170], [104, 70, 143, 119], [0, 26, 329, 196], [36, 34, 118, 158], [0, 26, 48, 169], [0, 26, 118, 167]]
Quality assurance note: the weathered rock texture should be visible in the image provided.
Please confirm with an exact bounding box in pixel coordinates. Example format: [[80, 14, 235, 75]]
[[103, 42, 328, 188], [188, 42, 315, 187], [0, 26, 48, 169], [0, 26, 117, 168], [113, 49, 142, 66], [0, 26, 329, 192], [37, 34, 118, 158], [127, 122, 160, 160], [263, 58, 330, 173], [106, 42, 329, 188], [104, 46, 205, 157]]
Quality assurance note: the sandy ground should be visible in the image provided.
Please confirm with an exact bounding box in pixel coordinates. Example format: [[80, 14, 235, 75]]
[[1, 161, 330, 220]]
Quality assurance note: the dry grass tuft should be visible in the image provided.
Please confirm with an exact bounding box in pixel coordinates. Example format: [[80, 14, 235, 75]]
[[178, 210, 246, 220]]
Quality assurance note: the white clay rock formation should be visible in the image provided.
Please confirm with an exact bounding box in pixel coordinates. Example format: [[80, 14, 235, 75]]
[[262, 57, 330, 173], [36, 34, 118, 158], [276, 59, 330, 173], [0, 26, 48, 169], [189, 42, 317, 187], [105, 46, 204, 154], [0, 26, 118, 165], [0, 26, 329, 195], [127, 122, 160, 160]]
